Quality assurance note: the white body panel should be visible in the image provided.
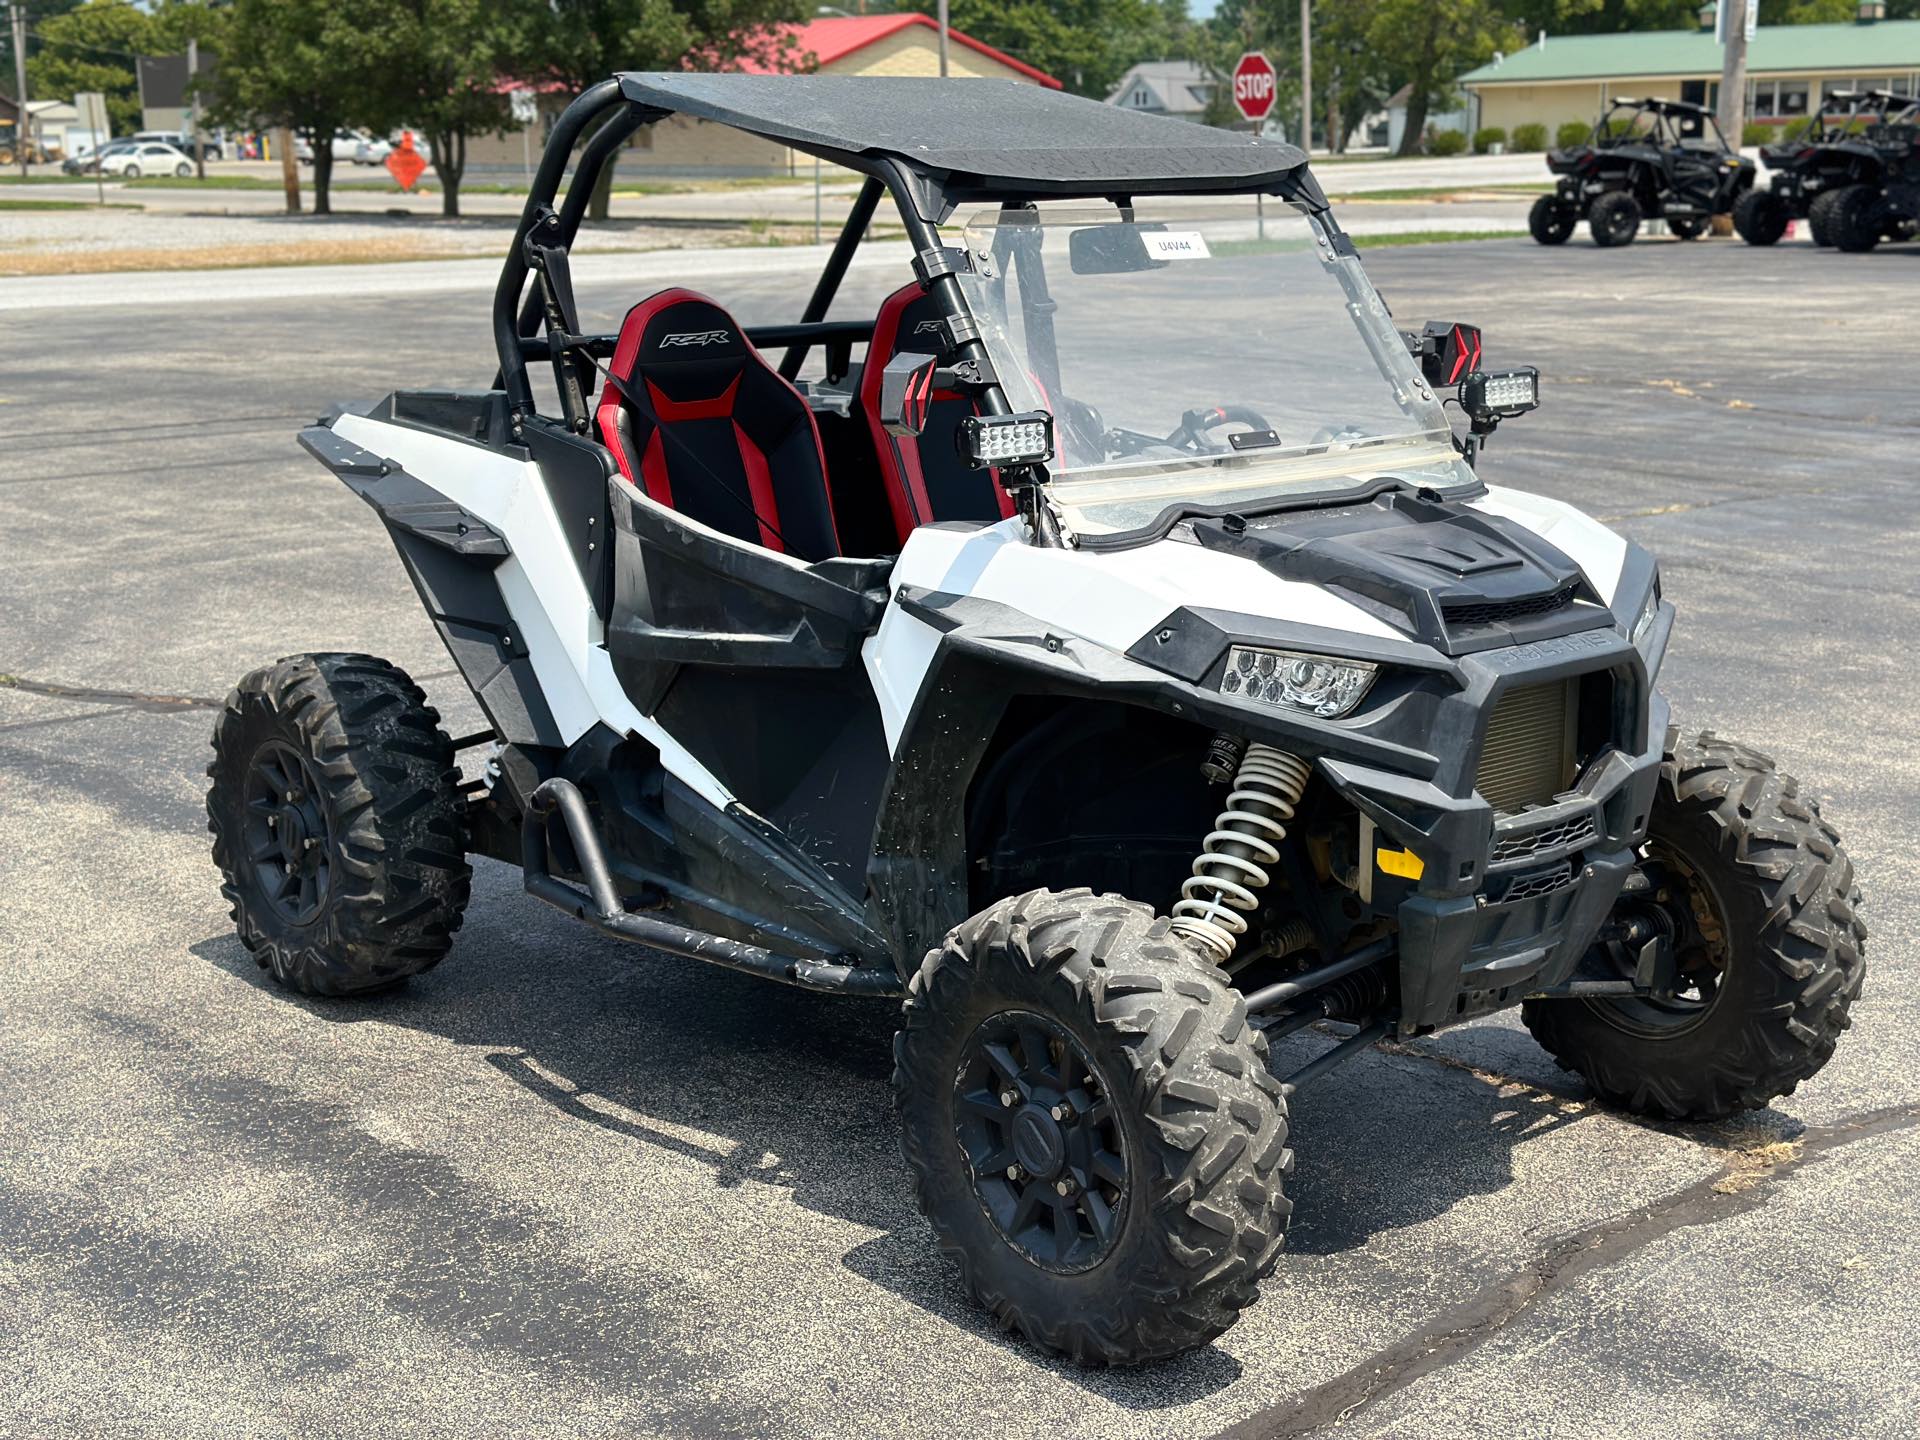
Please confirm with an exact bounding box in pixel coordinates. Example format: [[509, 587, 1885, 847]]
[[1472, 485, 1628, 604], [863, 519, 1405, 752], [344, 406, 1636, 792], [331, 413, 739, 809]]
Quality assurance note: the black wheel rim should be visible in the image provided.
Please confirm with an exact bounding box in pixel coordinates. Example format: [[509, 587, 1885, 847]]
[[953, 1010, 1129, 1274], [1589, 838, 1729, 1038], [242, 740, 333, 926]]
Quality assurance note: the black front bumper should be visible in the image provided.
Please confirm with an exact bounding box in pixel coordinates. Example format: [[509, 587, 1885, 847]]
[[1321, 693, 1667, 1034]]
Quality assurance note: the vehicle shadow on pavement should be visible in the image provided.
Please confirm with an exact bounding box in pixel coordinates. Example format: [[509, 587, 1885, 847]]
[[188, 865, 1604, 1403]]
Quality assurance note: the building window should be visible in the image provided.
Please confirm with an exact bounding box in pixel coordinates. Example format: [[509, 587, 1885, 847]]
[[1779, 82, 1809, 116], [1751, 80, 1777, 117]]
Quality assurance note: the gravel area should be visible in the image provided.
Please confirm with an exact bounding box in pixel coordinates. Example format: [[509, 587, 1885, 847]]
[[0, 205, 787, 273]]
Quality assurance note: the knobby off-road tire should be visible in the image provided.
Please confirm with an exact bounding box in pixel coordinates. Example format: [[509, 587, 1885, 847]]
[[894, 888, 1291, 1364], [1732, 189, 1789, 246], [1807, 187, 1842, 247], [1827, 184, 1885, 253], [1666, 213, 1710, 240], [1529, 194, 1575, 245], [1588, 190, 1642, 247], [1523, 731, 1866, 1120], [208, 653, 470, 996]]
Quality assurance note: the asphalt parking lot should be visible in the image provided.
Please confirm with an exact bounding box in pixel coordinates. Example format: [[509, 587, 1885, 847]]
[[3, 233, 1918, 1439]]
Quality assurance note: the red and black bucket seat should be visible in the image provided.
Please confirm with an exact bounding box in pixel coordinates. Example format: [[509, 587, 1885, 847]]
[[595, 288, 840, 561], [861, 282, 1017, 547]]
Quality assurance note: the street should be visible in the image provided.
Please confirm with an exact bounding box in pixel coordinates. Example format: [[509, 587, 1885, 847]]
[[2, 233, 1917, 1438]]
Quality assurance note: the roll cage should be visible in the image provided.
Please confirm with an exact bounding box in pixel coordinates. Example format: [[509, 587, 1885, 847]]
[[489, 74, 1326, 543], [1594, 97, 1731, 152]]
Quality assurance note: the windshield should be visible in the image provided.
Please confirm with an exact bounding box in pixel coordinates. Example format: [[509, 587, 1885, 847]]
[[950, 203, 1473, 537]]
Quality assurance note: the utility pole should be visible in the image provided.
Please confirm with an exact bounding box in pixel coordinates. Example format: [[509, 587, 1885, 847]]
[[1717, 0, 1751, 147], [277, 126, 300, 214], [10, 2, 30, 179], [937, 0, 950, 78], [187, 37, 205, 181], [1299, 0, 1312, 155]]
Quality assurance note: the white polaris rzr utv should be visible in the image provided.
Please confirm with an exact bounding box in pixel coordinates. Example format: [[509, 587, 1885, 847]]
[[209, 75, 1866, 1365]]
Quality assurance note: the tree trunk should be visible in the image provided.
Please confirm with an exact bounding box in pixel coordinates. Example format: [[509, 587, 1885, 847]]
[[1397, 87, 1430, 157], [428, 127, 464, 218], [589, 149, 617, 222], [311, 138, 334, 216], [1326, 69, 1343, 155]]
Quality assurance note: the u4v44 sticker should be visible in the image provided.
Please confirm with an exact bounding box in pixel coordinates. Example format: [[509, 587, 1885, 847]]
[[1143, 230, 1211, 260]]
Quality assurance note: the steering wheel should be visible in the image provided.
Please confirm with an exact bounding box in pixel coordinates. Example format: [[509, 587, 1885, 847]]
[[1163, 404, 1279, 453]]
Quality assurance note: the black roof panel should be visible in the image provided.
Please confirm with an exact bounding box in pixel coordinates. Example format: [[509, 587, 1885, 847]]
[[614, 74, 1313, 213]]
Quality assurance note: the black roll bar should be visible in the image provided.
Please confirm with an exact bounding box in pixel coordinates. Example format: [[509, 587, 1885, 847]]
[[494, 79, 627, 420], [777, 176, 886, 380], [492, 90, 1022, 446], [514, 105, 656, 343]]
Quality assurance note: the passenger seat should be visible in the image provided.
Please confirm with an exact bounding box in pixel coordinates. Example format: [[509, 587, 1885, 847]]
[[595, 288, 840, 561], [861, 283, 1017, 547]]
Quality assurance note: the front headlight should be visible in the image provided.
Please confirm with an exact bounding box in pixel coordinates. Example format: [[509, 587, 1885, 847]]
[[1222, 646, 1377, 718], [1631, 580, 1661, 641]]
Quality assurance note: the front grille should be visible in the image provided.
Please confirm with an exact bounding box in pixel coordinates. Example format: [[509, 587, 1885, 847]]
[[1491, 812, 1596, 865], [1492, 859, 1576, 904], [1477, 680, 1574, 814], [1443, 584, 1577, 630]]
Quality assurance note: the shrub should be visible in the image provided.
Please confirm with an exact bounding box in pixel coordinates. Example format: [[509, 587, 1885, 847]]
[[1783, 116, 1814, 141], [1742, 122, 1774, 145], [1429, 129, 1469, 156], [1555, 120, 1591, 150], [1511, 122, 1549, 152], [1472, 125, 1507, 153]]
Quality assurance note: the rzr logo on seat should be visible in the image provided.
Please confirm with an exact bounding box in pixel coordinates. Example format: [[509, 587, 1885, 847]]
[[659, 329, 732, 348]]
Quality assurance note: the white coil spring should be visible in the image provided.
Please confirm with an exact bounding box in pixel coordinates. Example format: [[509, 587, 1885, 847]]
[[1169, 743, 1312, 963]]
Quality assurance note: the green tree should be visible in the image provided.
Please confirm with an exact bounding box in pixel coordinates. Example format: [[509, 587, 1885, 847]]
[[945, 1, 1190, 98], [538, 1, 808, 218], [22, 0, 153, 135], [209, 0, 383, 214], [4, 2, 81, 106], [352, 0, 534, 217]]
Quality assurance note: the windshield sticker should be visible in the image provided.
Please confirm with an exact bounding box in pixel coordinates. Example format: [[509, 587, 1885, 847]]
[[1142, 231, 1211, 260]]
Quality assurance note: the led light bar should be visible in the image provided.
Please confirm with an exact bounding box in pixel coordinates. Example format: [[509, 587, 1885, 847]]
[[1462, 367, 1540, 421], [957, 411, 1053, 469], [1221, 646, 1377, 719]]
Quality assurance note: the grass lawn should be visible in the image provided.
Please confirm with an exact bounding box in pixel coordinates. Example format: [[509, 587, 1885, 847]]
[[1349, 229, 1528, 248], [0, 199, 141, 211], [1215, 230, 1526, 258], [114, 172, 827, 197], [1329, 183, 1553, 202]]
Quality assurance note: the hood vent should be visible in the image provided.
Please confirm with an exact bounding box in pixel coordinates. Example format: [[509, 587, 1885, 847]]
[[1444, 582, 1578, 630]]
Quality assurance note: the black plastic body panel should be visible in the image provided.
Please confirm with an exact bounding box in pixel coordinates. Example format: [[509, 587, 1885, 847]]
[[522, 418, 618, 619], [1183, 491, 1606, 656], [299, 424, 562, 747], [604, 478, 895, 892], [554, 726, 890, 965], [872, 580, 1669, 1017]]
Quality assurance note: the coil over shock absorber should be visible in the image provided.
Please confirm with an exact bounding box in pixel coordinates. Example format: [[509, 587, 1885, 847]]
[[1170, 732, 1312, 966]]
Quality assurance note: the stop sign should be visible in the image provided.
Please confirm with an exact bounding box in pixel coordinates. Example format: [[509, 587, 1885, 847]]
[[1232, 52, 1277, 124]]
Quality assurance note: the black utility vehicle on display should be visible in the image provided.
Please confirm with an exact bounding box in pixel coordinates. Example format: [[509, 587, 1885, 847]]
[[1805, 97, 1920, 251], [207, 75, 1867, 1366], [1735, 91, 1917, 246], [1532, 97, 1755, 247]]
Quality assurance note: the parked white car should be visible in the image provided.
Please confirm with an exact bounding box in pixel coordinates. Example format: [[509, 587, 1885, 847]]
[[103, 142, 196, 179], [354, 135, 394, 165], [295, 130, 380, 164]]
